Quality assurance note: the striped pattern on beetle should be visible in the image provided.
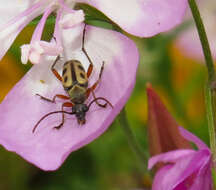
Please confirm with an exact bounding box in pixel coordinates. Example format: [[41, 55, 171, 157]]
[[62, 60, 88, 104]]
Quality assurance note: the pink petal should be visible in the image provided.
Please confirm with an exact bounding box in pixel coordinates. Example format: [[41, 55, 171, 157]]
[[190, 155, 212, 190], [0, 25, 139, 170], [21, 41, 63, 64], [28, 50, 41, 64], [80, 0, 188, 37], [148, 149, 195, 169], [0, 0, 48, 60], [179, 127, 209, 150], [0, 0, 35, 25], [152, 165, 173, 190], [175, 0, 216, 60], [173, 149, 211, 189], [151, 150, 211, 190], [38, 41, 63, 55], [176, 25, 216, 61]]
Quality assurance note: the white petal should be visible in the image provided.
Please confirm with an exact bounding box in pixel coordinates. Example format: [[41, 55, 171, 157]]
[[0, 0, 51, 60], [60, 10, 85, 29], [21, 44, 31, 64]]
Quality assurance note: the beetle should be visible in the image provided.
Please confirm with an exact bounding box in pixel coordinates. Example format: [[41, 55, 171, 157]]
[[32, 25, 113, 133]]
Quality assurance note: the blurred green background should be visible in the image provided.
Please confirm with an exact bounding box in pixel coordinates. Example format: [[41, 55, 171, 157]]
[[0, 5, 210, 190]]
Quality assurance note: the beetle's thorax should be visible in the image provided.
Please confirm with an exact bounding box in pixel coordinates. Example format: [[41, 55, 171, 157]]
[[68, 85, 87, 104]]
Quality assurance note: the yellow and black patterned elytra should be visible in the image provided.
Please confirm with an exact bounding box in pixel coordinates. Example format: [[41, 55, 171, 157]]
[[62, 60, 88, 104]]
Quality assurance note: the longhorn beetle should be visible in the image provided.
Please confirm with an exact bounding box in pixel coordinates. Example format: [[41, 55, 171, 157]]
[[32, 25, 113, 133]]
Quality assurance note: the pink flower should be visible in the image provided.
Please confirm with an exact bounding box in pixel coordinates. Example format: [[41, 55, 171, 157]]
[[147, 84, 212, 190], [148, 127, 212, 190], [0, 24, 139, 170], [0, 0, 139, 171], [0, 0, 187, 61], [0, 0, 188, 63], [80, 0, 188, 37], [0, 0, 188, 170], [176, 0, 216, 60], [0, 0, 85, 64]]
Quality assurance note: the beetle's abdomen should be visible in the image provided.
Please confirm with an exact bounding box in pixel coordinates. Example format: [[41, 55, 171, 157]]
[[62, 60, 88, 103]]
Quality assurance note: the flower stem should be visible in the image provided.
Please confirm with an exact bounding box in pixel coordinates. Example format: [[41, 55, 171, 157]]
[[188, 0, 216, 170], [188, 0, 215, 81], [205, 86, 216, 158], [118, 108, 147, 171]]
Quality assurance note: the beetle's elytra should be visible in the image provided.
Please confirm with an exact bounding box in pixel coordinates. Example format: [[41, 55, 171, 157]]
[[62, 60, 88, 104]]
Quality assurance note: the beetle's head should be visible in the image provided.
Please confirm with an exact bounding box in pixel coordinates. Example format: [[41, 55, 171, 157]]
[[72, 104, 89, 125]]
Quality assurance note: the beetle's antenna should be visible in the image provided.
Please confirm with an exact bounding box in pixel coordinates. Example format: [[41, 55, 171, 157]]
[[88, 97, 113, 110], [32, 111, 75, 133]]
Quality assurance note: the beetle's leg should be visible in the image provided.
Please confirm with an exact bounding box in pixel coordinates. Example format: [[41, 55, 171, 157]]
[[86, 62, 106, 107], [86, 61, 105, 96], [86, 90, 107, 108], [36, 94, 70, 103], [87, 61, 93, 78], [81, 24, 106, 108], [81, 24, 94, 78], [53, 102, 74, 130], [91, 91, 107, 108], [51, 55, 62, 82]]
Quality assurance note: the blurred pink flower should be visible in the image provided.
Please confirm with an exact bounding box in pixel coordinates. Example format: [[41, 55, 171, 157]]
[[148, 127, 212, 190], [176, 0, 216, 61]]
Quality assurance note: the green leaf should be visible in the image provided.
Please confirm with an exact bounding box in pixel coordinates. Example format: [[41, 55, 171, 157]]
[[75, 3, 121, 32]]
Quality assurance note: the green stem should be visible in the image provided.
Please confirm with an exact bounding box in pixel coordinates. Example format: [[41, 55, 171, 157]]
[[188, 0, 215, 81], [118, 108, 147, 171], [188, 0, 216, 176], [205, 86, 216, 157], [205, 86, 216, 190]]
